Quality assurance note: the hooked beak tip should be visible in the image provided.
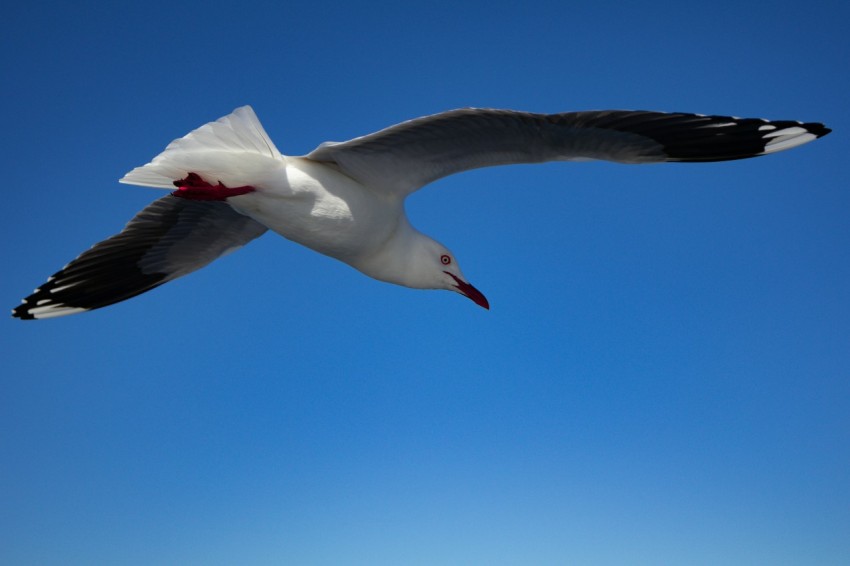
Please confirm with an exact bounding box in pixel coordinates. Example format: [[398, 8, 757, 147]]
[[473, 293, 491, 310], [445, 272, 489, 309]]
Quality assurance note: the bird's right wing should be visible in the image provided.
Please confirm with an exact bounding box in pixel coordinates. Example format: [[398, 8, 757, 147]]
[[13, 196, 267, 319], [305, 108, 830, 197]]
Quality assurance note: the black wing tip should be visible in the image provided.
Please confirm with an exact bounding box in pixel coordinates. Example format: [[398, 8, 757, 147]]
[[11, 274, 166, 320], [12, 288, 44, 320], [11, 285, 93, 320], [651, 114, 832, 162], [805, 122, 831, 138], [682, 112, 830, 136], [12, 303, 35, 320], [11, 261, 167, 320]]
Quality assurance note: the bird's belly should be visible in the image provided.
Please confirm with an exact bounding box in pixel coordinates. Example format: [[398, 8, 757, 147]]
[[236, 194, 376, 259], [227, 160, 399, 264]]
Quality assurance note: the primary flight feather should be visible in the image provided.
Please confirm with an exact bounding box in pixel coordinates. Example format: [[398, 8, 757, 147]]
[[13, 106, 830, 319]]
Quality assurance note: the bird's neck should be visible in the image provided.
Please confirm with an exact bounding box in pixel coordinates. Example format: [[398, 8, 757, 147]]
[[354, 217, 433, 289]]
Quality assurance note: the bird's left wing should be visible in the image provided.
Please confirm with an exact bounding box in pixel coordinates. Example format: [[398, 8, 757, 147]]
[[13, 196, 267, 319], [305, 108, 830, 197]]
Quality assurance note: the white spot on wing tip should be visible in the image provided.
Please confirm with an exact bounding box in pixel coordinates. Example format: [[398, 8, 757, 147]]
[[763, 126, 808, 139], [27, 304, 89, 319], [764, 132, 817, 153], [49, 283, 79, 294]]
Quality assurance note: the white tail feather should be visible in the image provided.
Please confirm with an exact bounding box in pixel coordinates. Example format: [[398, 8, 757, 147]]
[[119, 106, 284, 189]]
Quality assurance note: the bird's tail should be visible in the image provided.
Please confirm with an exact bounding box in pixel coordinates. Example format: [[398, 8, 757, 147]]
[[119, 106, 284, 189]]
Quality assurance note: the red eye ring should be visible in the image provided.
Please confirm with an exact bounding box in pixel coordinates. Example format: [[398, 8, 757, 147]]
[[440, 254, 451, 265]]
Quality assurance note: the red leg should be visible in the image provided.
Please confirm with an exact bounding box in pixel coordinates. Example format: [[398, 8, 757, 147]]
[[171, 173, 256, 201]]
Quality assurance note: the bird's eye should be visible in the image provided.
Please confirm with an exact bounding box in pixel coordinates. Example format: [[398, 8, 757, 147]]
[[440, 254, 451, 265]]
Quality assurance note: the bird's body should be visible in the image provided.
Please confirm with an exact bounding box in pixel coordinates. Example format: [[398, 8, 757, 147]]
[[13, 106, 830, 319], [228, 157, 406, 271]]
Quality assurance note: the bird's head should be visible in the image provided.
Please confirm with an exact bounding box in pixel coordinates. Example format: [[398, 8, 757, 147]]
[[358, 229, 489, 309], [432, 248, 489, 309], [405, 236, 489, 309]]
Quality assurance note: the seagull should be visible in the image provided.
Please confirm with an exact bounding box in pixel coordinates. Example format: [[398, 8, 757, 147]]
[[12, 106, 830, 319]]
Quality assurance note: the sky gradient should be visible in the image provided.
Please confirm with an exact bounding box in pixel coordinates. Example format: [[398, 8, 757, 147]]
[[2, 2, 848, 564]]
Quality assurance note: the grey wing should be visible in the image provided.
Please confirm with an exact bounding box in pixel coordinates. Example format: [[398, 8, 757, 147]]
[[13, 195, 268, 319], [305, 108, 830, 196]]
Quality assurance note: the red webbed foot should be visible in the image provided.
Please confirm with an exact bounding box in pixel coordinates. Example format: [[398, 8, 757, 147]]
[[172, 173, 255, 201]]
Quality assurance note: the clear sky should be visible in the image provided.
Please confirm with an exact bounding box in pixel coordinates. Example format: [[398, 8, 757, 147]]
[[2, 1, 848, 564]]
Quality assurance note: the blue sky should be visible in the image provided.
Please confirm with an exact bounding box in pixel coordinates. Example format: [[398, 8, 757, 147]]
[[2, 1, 848, 564]]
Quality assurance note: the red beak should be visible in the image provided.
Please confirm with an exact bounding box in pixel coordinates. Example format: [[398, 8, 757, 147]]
[[445, 272, 490, 309]]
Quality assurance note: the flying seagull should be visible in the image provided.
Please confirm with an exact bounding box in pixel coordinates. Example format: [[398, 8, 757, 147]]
[[12, 106, 830, 319]]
